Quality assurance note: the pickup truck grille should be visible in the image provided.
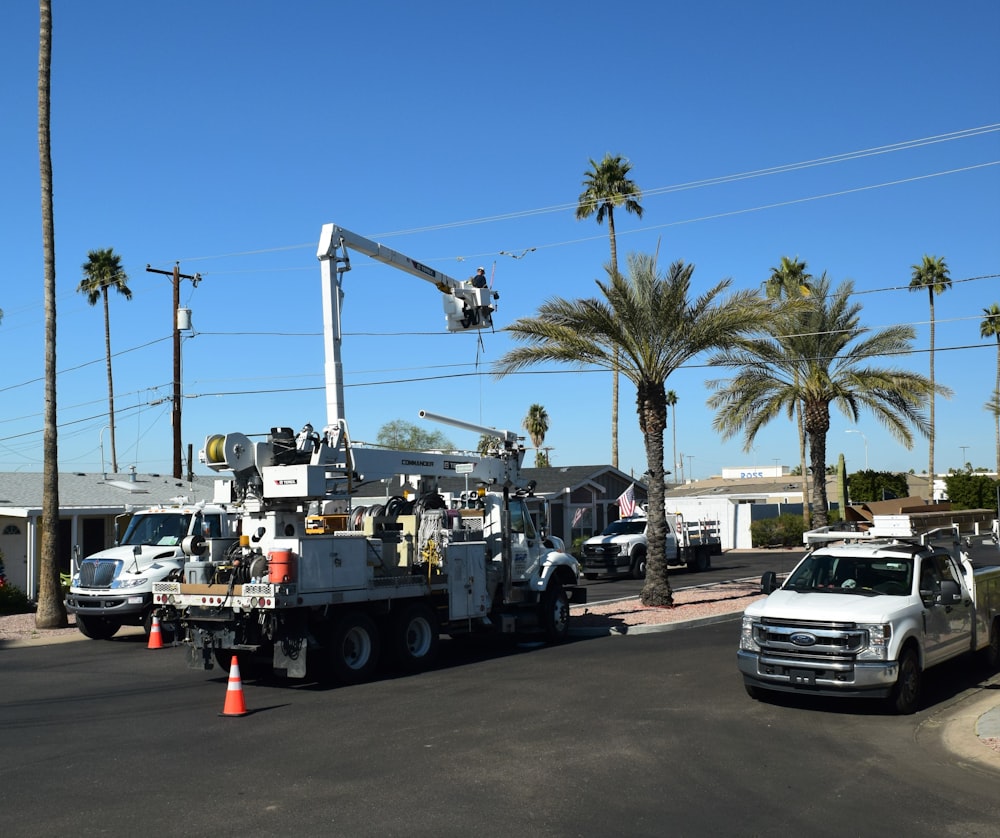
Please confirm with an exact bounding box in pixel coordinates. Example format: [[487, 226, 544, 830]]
[[78, 559, 119, 587], [755, 618, 866, 657], [582, 545, 619, 557]]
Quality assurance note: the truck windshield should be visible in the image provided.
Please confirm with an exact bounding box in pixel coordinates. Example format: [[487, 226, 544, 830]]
[[601, 520, 646, 537], [121, 513, 192, 547], [785, 555, 913, 596]]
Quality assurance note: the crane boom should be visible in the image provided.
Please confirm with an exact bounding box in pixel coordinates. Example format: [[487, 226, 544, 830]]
[[316, 223, 499, 428]]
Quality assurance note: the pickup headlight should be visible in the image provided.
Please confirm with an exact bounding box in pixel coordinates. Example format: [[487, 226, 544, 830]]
[[857, 623, 892, 661], [740, 615, 760, 652]]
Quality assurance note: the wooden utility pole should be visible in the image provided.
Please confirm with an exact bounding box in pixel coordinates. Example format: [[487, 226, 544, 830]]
[[145, 262, 200, 479]]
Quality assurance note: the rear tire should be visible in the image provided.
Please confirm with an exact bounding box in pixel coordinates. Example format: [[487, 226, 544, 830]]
[[889, 647, 921, 715], [329, 611, 380, 685], [630, 549, 647, 580], [76, 615, 121, 640], [390, 602, 440, 673]]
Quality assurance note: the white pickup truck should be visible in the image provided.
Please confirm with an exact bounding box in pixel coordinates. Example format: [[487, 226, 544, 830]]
[[579, 512, 721, 579], [737, 510, 1000, 714]]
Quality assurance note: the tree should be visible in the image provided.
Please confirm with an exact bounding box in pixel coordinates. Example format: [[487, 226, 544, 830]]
[[494, 252, 772, 606], [981, 303, 1000, 475], [847, 470, 910, 504], [909, 255, 951, 490], [576, 153, 644, 470], [943, 472, 1000, 510], [708, 275, 946, 528], [764, 256, 814, 526], [523, 404, 549, 467], [36, 0, 67, 629], [78, 248, 131, 473], [665, 390, 678, 482], [375, 420, 454, 452]]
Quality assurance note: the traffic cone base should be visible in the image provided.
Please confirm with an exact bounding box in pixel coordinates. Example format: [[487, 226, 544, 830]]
[[147, 615, 164, 650], [220, 656, 249, 717]]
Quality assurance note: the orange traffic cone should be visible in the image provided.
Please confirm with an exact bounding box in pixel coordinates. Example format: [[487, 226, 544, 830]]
[[220, 656, 249, 717], [147, 615, 164, 649]]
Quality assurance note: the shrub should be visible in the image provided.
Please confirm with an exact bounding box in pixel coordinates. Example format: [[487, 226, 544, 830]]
[[751, 514, 806, 548], [0, 584, 34, 616]]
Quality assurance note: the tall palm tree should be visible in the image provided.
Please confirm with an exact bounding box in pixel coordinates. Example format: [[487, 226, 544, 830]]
[[981, 303, 1000, 475], [708, 275, 946, 528], [576, 153, 644, 469], [764, 256, 814, 526], [495, 252, 772, 606], [665, 390, 678, 482], [909, 254, 951, 493], [523, 404, 550, 467], [36, 0, 67, 629], [78, 248, 131, 473]]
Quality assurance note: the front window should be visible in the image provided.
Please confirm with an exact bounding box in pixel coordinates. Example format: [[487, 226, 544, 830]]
[[601, 520, 646, 537], [785, 555, 913, 596], [121, 513, 192, 547]]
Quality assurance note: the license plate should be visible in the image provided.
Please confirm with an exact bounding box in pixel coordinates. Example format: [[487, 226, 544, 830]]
[[789, 668, 816, 685]]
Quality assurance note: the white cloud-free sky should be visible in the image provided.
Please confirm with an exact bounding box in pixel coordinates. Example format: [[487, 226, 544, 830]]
[[2, 1, 998, 480]]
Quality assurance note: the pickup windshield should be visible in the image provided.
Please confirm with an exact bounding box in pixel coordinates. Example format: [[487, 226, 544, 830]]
[[121, 513, 192, 547], [601, 520, 647, 537], [784, 555, 913, 596]]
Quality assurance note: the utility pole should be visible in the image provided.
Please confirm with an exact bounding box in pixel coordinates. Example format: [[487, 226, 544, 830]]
[[145, 262, 200, 479]]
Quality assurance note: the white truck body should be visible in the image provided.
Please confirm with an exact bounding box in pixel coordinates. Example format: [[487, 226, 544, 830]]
[[65, 503, 239, 639], [737, 509, 1000, 713], [580, 511, 722, 579], [151, 224, 582, 683]]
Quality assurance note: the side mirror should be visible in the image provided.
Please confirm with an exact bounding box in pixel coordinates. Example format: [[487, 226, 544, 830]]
[[939, 579, 961, 604], [761, 571, 778, 595]]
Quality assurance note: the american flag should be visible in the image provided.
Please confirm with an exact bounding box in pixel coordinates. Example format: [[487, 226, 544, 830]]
[[617, 483, 636, 517]]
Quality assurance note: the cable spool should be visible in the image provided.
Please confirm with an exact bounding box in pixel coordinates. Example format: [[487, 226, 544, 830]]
[[205, 434, 226, 465]]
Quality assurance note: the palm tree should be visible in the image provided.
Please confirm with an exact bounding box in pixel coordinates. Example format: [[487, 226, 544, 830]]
[[36, 0, 67, 629], [495, 252, 773, 606], [665, 390, 678, 482], [523, 404, 550, 467], [764, 256, 814, 526], [79, 248, 131, 473], [909, 254, 951, 493], [708, 275, 946, 528], [576, 154, 644, 470], [981, 303, 1000, 475]]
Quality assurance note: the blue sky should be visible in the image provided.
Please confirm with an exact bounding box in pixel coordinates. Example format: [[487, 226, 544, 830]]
[[2, 1, 998, 482]]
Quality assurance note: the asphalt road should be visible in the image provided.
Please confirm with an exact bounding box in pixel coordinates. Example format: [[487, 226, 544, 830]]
[[581, 548, 804, 602], [2, 614, 998, 837]]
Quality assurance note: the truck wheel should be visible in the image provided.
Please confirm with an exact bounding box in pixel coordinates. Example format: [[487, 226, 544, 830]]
[[76, 615, 121, 640], [630, 548, 647, 580], [540, 580, 570, 643], [329, 611, 380, 684], [889, 648, 921, 715], [143, 608, 175, 644], [687, 548, 710, 573], [390, 602, 440, 673]]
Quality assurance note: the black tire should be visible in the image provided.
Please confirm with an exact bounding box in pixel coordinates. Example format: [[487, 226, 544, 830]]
[[630, 548, 647, 580], [76, 615, 121, 640], [539, 579, 570, 643], [329, 611, 381, 685], [390, 602, 440, 673], [687, 547, 710, 573], [889, 647, 922, 715]]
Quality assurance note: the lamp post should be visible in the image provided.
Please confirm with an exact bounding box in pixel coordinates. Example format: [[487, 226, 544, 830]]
[[845, 429, 868, 470], [960, 446, 969, 468]]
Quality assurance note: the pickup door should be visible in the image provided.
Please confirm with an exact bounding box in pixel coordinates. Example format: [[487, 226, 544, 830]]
[[919, 553, 973, 667]]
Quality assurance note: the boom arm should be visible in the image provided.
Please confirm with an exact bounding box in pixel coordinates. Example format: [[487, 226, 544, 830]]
[[317, 223, 499, 427]]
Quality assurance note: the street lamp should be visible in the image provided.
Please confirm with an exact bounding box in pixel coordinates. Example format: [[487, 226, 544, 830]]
[[845, 429, 868, 470]]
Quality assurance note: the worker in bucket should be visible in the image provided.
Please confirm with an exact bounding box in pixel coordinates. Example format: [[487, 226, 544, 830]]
[[470, 266, 487, 288]]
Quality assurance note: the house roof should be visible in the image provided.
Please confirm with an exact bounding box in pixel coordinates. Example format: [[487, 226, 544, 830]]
[[0, 471, 221, 514]]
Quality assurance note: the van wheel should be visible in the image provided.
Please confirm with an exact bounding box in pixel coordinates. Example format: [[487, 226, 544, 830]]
[[630, 549, 647, 580], [329, 612, 380, 684], [76, 615, 121, 640], [889, 648, 921, 715]]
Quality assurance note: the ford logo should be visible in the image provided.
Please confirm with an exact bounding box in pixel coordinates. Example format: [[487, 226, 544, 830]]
[[789, 632, 817, 646]]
